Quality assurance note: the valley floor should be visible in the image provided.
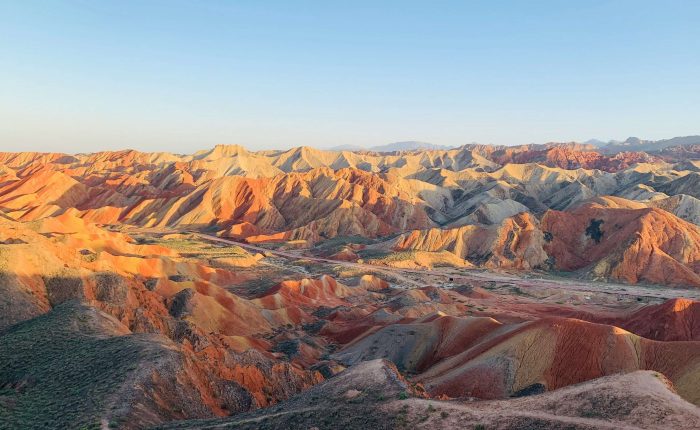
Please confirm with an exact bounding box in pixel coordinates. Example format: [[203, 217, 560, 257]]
[[200, 231, 700, 301]]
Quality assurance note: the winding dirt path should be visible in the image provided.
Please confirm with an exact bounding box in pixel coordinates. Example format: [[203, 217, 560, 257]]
[[194, 233, 700, 301], [195, 233, 425, 288]]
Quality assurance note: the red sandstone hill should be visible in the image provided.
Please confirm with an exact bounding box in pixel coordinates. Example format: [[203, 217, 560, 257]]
[[490, 145, 658, 172], [614, 298, 700, 341], [391, 212, 549, 270], [389, 202, 700, 287], [542, 204, 700, 287], [332, 312, 700, 406], [414, 317, 700, 403]]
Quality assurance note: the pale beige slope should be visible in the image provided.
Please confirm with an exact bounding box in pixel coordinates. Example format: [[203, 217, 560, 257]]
[[390, 212, 549, 270]]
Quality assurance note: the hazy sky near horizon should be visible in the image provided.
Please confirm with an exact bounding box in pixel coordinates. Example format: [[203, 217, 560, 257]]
[[1, 1, 699, 153]]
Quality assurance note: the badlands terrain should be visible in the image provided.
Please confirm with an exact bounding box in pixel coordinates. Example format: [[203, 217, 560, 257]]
[[1, 138, 700, 429]]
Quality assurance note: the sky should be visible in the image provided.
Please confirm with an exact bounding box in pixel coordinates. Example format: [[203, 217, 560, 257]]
[[1, 0, 699, 153]]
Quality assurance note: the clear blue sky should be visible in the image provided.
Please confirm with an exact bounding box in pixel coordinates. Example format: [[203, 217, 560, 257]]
[[1, 0, 699, 153]]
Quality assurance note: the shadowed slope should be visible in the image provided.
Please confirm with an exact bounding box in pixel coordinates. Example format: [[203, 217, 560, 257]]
[[0, 302, 216, 429], [157, 359, 700, 430]]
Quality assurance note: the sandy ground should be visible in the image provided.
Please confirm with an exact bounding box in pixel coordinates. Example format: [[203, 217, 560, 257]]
[[195, 232, 700, 303]]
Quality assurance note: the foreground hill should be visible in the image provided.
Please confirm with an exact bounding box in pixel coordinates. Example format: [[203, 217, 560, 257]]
[[159, 359, 700, 430], [0, 215, 335, 426], [331, 307, 700, 405], [0, 302, 214, 429]]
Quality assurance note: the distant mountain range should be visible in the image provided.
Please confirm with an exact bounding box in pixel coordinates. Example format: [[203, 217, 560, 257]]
[[583, 139, 609, 147], [585, 135, 700, 154], [330, 136, 700, 154], [329, 141, 455, 152]]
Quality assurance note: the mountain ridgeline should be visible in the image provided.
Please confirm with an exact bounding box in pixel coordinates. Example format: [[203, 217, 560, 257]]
[[1, 138, 700, 287]]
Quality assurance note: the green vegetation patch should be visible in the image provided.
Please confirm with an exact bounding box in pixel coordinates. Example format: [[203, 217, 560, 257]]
[[0, 302, 166, 430], [148, 235, 250, 258]]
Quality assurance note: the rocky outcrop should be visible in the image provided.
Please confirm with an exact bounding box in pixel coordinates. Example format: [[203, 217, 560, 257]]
[[616, 298, 700, 341], [403, 316, 700, 404], [391, 212, 549, 270], [542, 204, 700, 287]]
